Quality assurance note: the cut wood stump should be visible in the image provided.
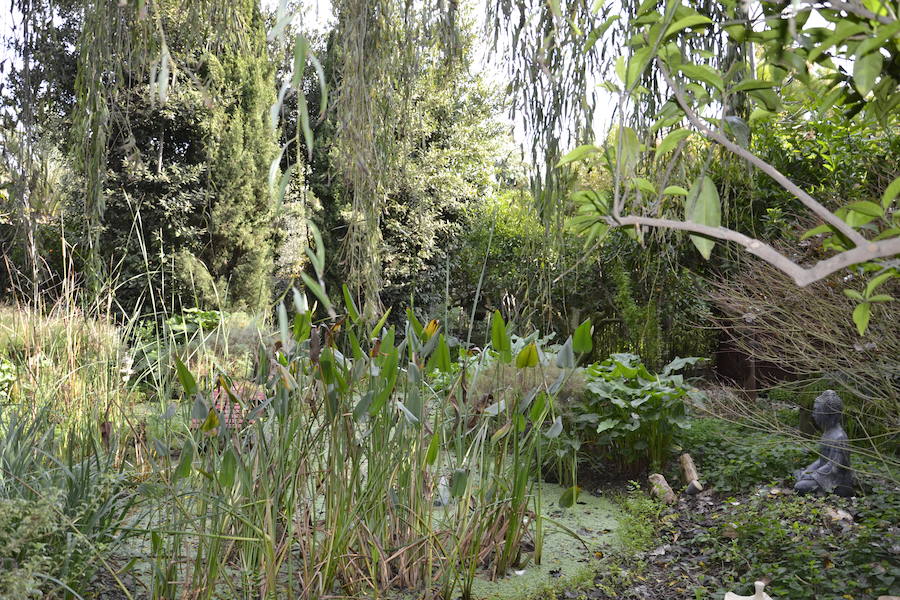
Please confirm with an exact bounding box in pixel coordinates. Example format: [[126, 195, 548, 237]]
[[648, 473, 676, 504], [680, 453, 703, 495]]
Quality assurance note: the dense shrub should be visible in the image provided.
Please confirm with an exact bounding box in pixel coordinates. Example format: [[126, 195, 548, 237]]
[[558, 353, 702, 477]]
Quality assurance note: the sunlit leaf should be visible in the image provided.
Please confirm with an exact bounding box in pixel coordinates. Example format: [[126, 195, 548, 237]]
[[678, 64, 723, 91], [426, 432, 440, 465], [491, 310, 512, 363], [174, 355, 197, 398], [557, 144, 601, 167], [342, 284, 360, 323], [853, 302, 871, 335], [853, 51, 882, 96], [685, 176, 721, 260], [655, 128, 691, 159], [881, 175, 900, 210], [662, 185, 689, 196], [573, 318, 593, 354], [515, 342, 539, 368]]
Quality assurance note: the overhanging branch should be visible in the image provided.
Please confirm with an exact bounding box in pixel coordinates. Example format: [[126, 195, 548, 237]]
[[658, 64, 869, 247], [609, 215, 900, 286]]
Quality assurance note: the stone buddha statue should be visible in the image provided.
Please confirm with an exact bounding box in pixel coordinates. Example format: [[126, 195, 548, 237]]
[[793, 390, 855, 497]]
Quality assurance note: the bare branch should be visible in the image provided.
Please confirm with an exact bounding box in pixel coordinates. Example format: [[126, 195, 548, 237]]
[[609, 215, 900, 286], [657, 64, 869, 247]]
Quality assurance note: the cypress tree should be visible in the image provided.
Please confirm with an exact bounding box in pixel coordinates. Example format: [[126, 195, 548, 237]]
[[199, 1, 277, 313]]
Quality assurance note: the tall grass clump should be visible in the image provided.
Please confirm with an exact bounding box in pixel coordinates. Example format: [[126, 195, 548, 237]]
[[135, 288, 593, 599]]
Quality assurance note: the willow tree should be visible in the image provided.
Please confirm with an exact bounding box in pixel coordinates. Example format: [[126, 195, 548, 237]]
[[330, 0, 463, 319]]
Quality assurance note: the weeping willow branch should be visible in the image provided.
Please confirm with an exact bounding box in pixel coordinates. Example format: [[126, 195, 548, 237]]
[[332, 0, 461, 318]]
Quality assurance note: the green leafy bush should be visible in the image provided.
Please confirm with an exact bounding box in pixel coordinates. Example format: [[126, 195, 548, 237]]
[[562, 353, 702, 474], [0, 405, 136, 598]]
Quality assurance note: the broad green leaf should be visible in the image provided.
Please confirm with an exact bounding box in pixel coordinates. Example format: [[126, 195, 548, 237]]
[[731, 79, 776, 92], [678, 64, 724, 91], [882, 175, 900, 210], [427, 334, 452, 373], [406, 307, 424, 338], [808, 22, 866, 63], [853, 302, 871, 335], [616, 126, 642, 174], [836, 206, 878, 228], [371, 307, 392, 338], [856, 21, 900, 58], [450, 469, 468, 498], [219, 448, 237, 489], [573, 318, 593, 354], [491, 421, 512, 444], [491, 310, 512, 362], [596, 418, 618, 433], [748, 89, 782, 112], [300, 273, 333, 313], [545, 416, 564, 439], [632, 177, 657, 195], [559, 485, 581, 508], [685, 175, 721, 260], [865, 271, 896, 297], [662, 185, 689, 196], [873, 227, 900, 241], [200, 408, 219, 433], [584, 15, 619, 52], [174, 440, 193, 480], [425, 433, 440, 465], [529, 393, 547, 424], [854, 51, 882, 96], [555, 337, 576, 369], [843, 289, 864, 301], [342, 284, 360, 323], [626, 46, 655, 89], [845, 201, 884, 218], [868, 294, 894, 303], [174, 355, 197, 398], [664, 15, 711, 38], [557, 144, 601, 167], [515, 342, 539, 369], [800, 223, 835, 240], [748, 107, 775, 125], [655, 128, 691, 159], [615, 55, 626, 85]]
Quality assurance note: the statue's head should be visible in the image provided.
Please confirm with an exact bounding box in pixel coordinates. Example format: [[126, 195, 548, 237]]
[[812, 390, 843, 430]]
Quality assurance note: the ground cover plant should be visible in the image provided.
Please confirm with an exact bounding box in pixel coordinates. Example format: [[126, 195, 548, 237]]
[[562, 418, 900, 600], [2, 0, 899, 599]]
